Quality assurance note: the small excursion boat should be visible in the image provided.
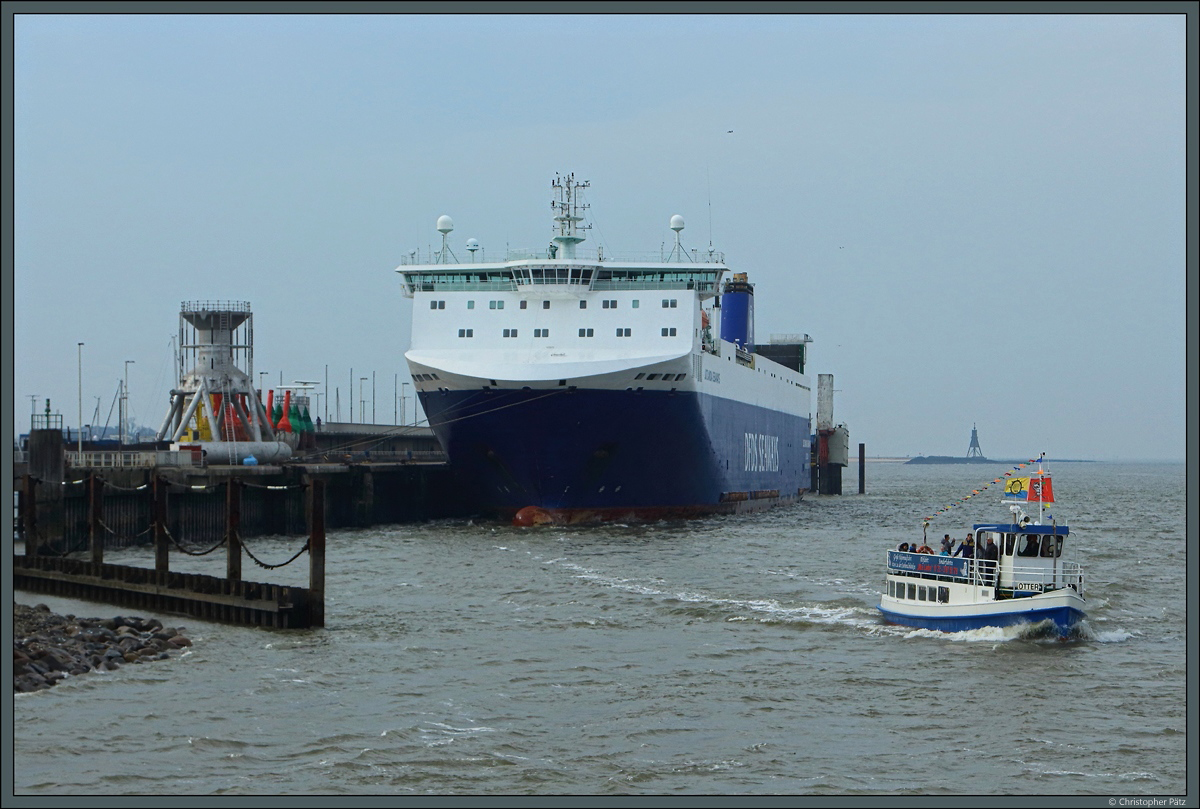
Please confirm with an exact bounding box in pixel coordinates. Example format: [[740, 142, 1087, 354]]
[[878, 456, 1086, 635]]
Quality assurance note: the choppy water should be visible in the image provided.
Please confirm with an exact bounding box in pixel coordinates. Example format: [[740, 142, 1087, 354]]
[[12, 462, 1187, 795]]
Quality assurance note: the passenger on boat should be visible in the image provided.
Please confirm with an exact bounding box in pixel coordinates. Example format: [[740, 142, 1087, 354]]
[[940, 535, 955, 555], [898, 542, 911, 552], [1019, 534, 1040, 556], [953, 535, 974, 558], [981, 536, 999, 586]]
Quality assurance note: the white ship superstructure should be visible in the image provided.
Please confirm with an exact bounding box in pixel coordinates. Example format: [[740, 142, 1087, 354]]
[[397, 174, 813, 522]]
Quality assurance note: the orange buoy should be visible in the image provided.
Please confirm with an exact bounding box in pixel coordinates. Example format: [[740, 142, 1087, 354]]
[[278, 390, 293, 432]]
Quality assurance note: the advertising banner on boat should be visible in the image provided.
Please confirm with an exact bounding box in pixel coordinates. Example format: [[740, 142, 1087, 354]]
[[887, 552, 968, 578], [1004, 476, 1054, 503]]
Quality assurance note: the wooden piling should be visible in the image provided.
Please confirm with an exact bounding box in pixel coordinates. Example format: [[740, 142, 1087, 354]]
[[859, 442, 866, 494], [23, 474, 38, 555], [226, 479, 242, 583], [309, 478, 326, 628], [154, 476, 169, 575], [89, 473, 104, 565]]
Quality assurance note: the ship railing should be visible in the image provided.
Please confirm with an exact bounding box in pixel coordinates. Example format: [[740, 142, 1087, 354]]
[[886, 553, 1084, 596], [67, 450, 198, 469]]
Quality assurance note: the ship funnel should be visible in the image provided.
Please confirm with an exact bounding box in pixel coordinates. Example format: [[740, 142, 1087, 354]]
[[719, 273, 755, 351]]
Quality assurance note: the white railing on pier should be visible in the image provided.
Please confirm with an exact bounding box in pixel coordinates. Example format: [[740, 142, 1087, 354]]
[[67, 450, 198, 469]]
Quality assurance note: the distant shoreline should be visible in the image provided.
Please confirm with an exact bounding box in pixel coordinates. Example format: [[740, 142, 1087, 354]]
[[903, 456, 1095, 465]]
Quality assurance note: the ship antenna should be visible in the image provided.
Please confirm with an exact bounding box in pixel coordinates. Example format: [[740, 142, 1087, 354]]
[[436, 215, 458, 264], [707, 164, 716, 259], [667, 215, 691, 262], [551, 172, 590, 259]]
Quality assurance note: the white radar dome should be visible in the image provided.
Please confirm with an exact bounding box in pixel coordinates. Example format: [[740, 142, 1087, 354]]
[[436, 215, 455, 234], [670, 214, 685, 232], [466, 238, 480, 250]]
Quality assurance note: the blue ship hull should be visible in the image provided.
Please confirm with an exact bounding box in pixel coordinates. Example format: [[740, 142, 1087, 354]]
[[877, 605, 1085, 635], [420, 387, 810, 520]]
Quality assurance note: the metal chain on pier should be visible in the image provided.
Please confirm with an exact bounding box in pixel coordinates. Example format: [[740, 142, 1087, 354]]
[[97, 518, 155, 544], [163, 480, 221, 494], [161, 523, 227, 556], [238, 480, 307, 491], [236, 529, 311, 570], [99, 478, 150, 493]]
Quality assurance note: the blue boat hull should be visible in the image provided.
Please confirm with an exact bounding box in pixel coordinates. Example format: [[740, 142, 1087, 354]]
[[420, 387, 810, 519], [877, 605, 1086, 635]]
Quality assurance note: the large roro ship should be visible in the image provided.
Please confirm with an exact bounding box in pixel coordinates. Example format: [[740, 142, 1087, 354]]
[[398, 174, 815, 524]]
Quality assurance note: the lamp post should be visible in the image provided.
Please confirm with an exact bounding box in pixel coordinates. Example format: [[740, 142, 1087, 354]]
[[401, 382, 410, 426], [359, 377, 367, 424], [258, 370, 269, 394], [77, 342, 84, 455]]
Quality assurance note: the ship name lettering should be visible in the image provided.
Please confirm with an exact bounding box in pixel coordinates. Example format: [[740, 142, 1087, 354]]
[[704, 370, 720, 383], [744, 433, 780, 473]]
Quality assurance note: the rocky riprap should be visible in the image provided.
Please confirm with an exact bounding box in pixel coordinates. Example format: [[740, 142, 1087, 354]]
[[13, 603, 192, 693]]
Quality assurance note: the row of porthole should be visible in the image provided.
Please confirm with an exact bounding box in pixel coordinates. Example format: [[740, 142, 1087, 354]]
[[888, 580, 950, 603]]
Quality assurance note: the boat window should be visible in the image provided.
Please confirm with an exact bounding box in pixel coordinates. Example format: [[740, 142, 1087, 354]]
[[520, 300, 528, 310], [632, 300, 640, 308], [1005, 533, 1016, 555], [1055, 536, 1064, 557], [888, 581, 895, 598], [467, 300, 475, 309], [1017, 534, 1040, 556], [1040, 536, 1056, 557], [918, 587, 927, 602], [580, 300, 587, 309], [543, 300, 550, 309], [907, 583, 916, 600], [937, 587, 949, 603]]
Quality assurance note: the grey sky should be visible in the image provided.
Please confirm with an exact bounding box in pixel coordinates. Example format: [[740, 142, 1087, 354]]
[[11, 12, 1188, 460]]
